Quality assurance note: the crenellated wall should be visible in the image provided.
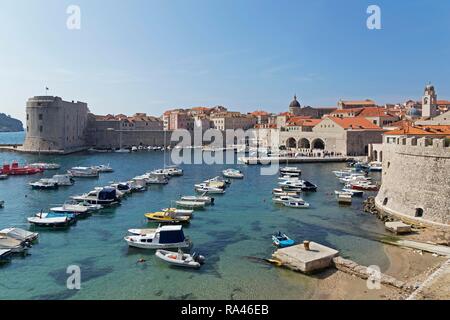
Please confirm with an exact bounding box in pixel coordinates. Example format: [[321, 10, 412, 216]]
[[375, 136, 450, 228]]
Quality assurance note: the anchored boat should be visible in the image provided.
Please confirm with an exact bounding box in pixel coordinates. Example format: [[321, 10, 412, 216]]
[[155, 249, 205, 269], [145, 211, 191, 224], [124, 225, 191, 249], [222, 168, 244, 179], [67, 167, 99, 178], [272, 232, 295, 248]]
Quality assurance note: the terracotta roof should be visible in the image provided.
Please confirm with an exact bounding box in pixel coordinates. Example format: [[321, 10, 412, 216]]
[[387, 119, 413, 129], [357, 107, 396, 118], [386, 125, 450, 135], [330, 108, 362, 115], [278, 112, 294, 117], [340, 100, 376, 106], [250, 110, 270, 116], [437, 100, 450, 105], [287, 117, 319, 126], [328, 117, 383, 130]]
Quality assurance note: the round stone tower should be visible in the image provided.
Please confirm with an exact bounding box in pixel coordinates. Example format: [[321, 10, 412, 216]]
[[22, 96, 89, 153]]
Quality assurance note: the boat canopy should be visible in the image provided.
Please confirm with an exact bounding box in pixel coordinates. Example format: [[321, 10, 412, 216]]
[[98, 187, 117, 200], [159, 229, 185, 244]]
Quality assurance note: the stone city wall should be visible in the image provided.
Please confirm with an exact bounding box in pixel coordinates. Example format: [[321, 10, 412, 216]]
[[375, 136, 450, 228]]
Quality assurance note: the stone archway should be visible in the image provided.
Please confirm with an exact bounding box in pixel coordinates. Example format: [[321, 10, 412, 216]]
[[298, 138, 311, 149], [311, 138, 325, 150], [286, 137, 297, 148]]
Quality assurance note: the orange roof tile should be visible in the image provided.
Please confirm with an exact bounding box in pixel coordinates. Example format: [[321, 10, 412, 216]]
[[386, 125, 450, 135], [328, 117, 383, 130]]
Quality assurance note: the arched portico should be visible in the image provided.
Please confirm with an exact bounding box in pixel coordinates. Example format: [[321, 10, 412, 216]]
[[286, 137, 297, 148], [311, 138, 325, 150], [298, 138, 310, 149]]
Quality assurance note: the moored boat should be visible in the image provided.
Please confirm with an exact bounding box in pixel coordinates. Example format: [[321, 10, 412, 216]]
[[282, 199, 310, 209], [68, 167, 99, 178], [145, 211, 191, 224], [0, 249, 12, 263], [91, 164, 114, 173], [0, 161, 43, 176], [161, 208, 194, 217], [29, 179, 58, 190], [279, 166, 302, 177], [272, 232, 295, 248], [124, 225, 191, 249], [335, 191, 352, 204], [155, 249, 205, 269], [222, 168, 244, 179], [175, 200, 206, 209], [28, 213, 75, 228], [71, 187, 121, 206], [28, 163, 60, 170], [0, 228, 39, 243], [180, 195, 214, 205]]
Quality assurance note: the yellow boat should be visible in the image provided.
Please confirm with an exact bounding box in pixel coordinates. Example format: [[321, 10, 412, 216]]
[[144, 212, 191, 224]]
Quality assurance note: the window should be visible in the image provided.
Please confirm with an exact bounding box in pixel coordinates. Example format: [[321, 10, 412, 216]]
[[39, 125, 43, 132], [383, 198, 388, 206], [26, 126, 29, 132], [415, 208, 424, 217], [38, 114, 43, 120], [26, 114, 29, 120]]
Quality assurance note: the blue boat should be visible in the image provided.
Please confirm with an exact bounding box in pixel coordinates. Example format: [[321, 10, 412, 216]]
[[272, 232, 295, 248]]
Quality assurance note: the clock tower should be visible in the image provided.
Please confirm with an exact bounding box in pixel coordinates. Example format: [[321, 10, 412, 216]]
[[422, 83, 438, 118]]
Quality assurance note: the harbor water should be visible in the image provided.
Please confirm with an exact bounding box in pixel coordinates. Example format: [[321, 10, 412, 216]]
[[0, 133, 389, 300]]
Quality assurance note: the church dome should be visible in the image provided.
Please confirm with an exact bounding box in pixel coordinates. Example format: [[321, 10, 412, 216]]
[[289, 95, 301, 109]]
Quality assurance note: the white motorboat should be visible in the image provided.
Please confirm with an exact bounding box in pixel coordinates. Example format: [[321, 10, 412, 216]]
[[114, 148, 131, 153], [279, 167, 302, 176], [0, 249, 12, 262], [163, 166, 183, 176], [51, 200, 102, 214], [109, 182, 132, 195], [155, 249, 205, 269], [131, 146, 138, 152], [0, 174, 8, 180], [29, 179, 58, 190], [222, 168, 244, 179], [92, 164, 114, 173], [282, 199, 310, 209], [71, 187, 121, 206], [28, 215, 74, 228], [162, 208, 194, 217], [195, 186, 225, 194], [368, 161, 382, 172], [0, 228, 38, 243], [128, 180, 147, 192], [0, 235, 27, 253], [68, 167, 99, 178], [51, 174, 75, 186], [124, 225, 191, 250], [336, 191, 352, 204], [272, 195, 303, 204], [176, 200, 206, 209], [28, 163, 60, 170], [342, 188, 364, 197], [180, 195, 214, 205]]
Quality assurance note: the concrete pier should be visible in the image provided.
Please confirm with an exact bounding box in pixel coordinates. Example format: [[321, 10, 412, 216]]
[[385, 221, 412, 234], [238, 156, 353, 165], [272, 242, 339, 273]]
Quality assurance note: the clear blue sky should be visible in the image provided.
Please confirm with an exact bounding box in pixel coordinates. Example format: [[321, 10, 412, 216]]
[[1, 0, 449, 121]]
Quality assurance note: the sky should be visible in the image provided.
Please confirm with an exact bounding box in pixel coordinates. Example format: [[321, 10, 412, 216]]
[[0, 0, 449, 121]]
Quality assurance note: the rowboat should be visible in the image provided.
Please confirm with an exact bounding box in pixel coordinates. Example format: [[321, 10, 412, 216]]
[[155, 249, 205, 269], [272, 232, 295, 248]]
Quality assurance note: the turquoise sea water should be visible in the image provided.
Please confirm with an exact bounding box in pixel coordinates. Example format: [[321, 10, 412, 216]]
[[0, 131, 25, 145], [0, 133, 389, 300]]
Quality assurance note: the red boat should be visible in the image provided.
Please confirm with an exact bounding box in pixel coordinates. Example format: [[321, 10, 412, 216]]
[[350, 183, 379, 191], [0, 161, 43, 176]]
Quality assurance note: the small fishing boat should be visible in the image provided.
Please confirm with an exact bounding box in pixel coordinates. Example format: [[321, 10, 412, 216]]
[[175, 200, 206, 209], [341, 188, 364, 197], [368, 161, 382, 172], [0, 228, 38, 243], [124, 225, 191, 249], [0, 235, 27, 253], [155, 249, 205, 269], [28, 213, 75, 228], [222, 168, 244, 179], [272, 195, 303, 204], [349, 182, 379, 191], [282, 199, 310, 209], [145, 211, 191, 224], [0, 174, 8, 180], [279, 167, 302, 177], [68, 167, 99, 178], [29, 179, 58, 190], [92, 164, 114, 173], [335, 191, 352, 204], [51, 174, 75, 186], [195, 186, 225, 194], [272, 232, 295, 248], [161, 208, 194, 217], [180, 195, 214, 205], [28, 163, 61, 170]]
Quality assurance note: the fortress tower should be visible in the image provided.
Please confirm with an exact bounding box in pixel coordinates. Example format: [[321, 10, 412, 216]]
[[22, 96, 90, 153]]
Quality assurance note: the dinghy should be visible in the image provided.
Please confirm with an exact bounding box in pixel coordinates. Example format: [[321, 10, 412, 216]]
[[272, 232, 295, 248], [155, 249, 205, 269]]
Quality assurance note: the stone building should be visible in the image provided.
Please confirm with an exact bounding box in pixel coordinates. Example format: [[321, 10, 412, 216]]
[[22, 96, 89, 153], [288, 95, 301, 115], [375, 132, 450, 228], [338, 99, 376, 109]]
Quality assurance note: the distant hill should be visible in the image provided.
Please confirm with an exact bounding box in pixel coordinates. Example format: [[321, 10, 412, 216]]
[[0, 113, 24, 132]]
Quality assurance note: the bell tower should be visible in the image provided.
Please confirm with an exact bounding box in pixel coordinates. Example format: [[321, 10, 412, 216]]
[[422, 83, 438, 118]]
